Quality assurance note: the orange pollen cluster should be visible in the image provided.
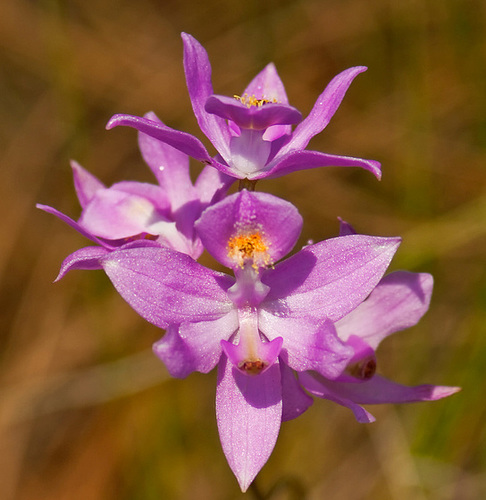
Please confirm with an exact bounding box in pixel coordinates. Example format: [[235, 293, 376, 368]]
[[233, 93, 278, 107], [227, 232, 271, 268]]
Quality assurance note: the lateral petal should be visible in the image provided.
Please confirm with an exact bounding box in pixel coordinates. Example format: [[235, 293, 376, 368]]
[[36, 204, 115, 249], [280, 362, 313, 421], [278, 66, 368, 155], [216, 356, 282, 492], [259, 313, 353, 379], [100, 246, 234, 328], [260, 148, 381, 180], [262, 235, 401, 322], [107, 114, 236, 177], [337, 271, 434, 349], [55, 246, 109, 281], [181, 33, 233, 162], [71, 160, 105, 209], [243, 63, 289, 104], [302, 372, 460, 406], [153, 312, 237, 378], [138, 112, 196, 212], [299, 372, 376, 423]]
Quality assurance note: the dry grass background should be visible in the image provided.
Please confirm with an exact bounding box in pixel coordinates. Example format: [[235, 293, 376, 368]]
[[1, 0, 485, 498]]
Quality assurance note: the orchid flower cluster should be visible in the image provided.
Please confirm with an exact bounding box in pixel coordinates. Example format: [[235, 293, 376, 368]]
[[38, 33, 459, 492]]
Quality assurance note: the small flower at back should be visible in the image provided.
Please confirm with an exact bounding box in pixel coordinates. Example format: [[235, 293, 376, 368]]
[[106, 33, 381, 182], [37, 113, 233, 264], [297, 221, 460, 422]]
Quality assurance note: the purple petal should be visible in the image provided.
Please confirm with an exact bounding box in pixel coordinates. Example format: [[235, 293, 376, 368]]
[[279, 66, 368, 155], [259, 313, 353, 379], [196, 190, 302, 269], [71, 160, 105, 209], [36, 204, 114, 249], [138, 112, 197, 212], [262, 235, 401, 322], [205, 95, 301, 130], [100, 246, 234, 328], [55, 246, 109, 281], [181, 33, 233, 161], [299, 372, 376, 423], [78, 184, 169, 240], [107, 114, 236, 178], [216, 355, 282, 492], [338, 218, 356, 236], [153, 326, 195, 378], [336, 271, 434, 349], [243, 63, 289, 104], [243, 65, 292, 141], [280, 362, 313, 421], [194, 164, 235, 206], [260, 149, 382, 180], [153, 313, 237, 378], [177, 311, 239, 373], [304, 373, 460, 406]]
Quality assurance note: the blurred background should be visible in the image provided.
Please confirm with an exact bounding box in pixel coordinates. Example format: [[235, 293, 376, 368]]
[[1, 0, 485, 498]]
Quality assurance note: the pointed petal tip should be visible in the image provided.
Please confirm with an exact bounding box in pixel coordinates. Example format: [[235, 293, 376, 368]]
[[237, 476, 253, 493], [105, 114, 121, 130], [69, 159, 82, 170], [427, 385, 462, 400], [372, 160, 382, 180]]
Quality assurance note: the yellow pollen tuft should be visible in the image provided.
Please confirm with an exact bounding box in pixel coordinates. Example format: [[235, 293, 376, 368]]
[[227, 231, 272, 268], [233, 93, 278, 108]]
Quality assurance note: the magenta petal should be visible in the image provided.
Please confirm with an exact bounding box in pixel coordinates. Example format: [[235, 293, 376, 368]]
[[280, 363, 313, 421], [259, 313, 353, 379], [107, 114, 235, 177], [261, 149, 382, 180], [205, 95, 301, 130], [262, 234, 401, 322], [55, 246, 109, 281], [181, 33, 232, 162], [338, 218, 357, 236], [194, 164, 235, 206], [337, 271, 434, 349], [36, 204, 114, 249], [100, 246, 234, 328], [153, 315, 236, 378], [178, 311, 239, 373], [216, 356, 282, 492], [279, 66, 368, 154], [243, 64, 290, 141], [78, 186, 168, 240], [304, 373, 460, 406], [71, 161, 105, 209], [152, 326, 196, 378], [299, 372, 375, 423], [196, 190, 302, 269], [138, 112, 197, 212], [243, 63, 289, 104]]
